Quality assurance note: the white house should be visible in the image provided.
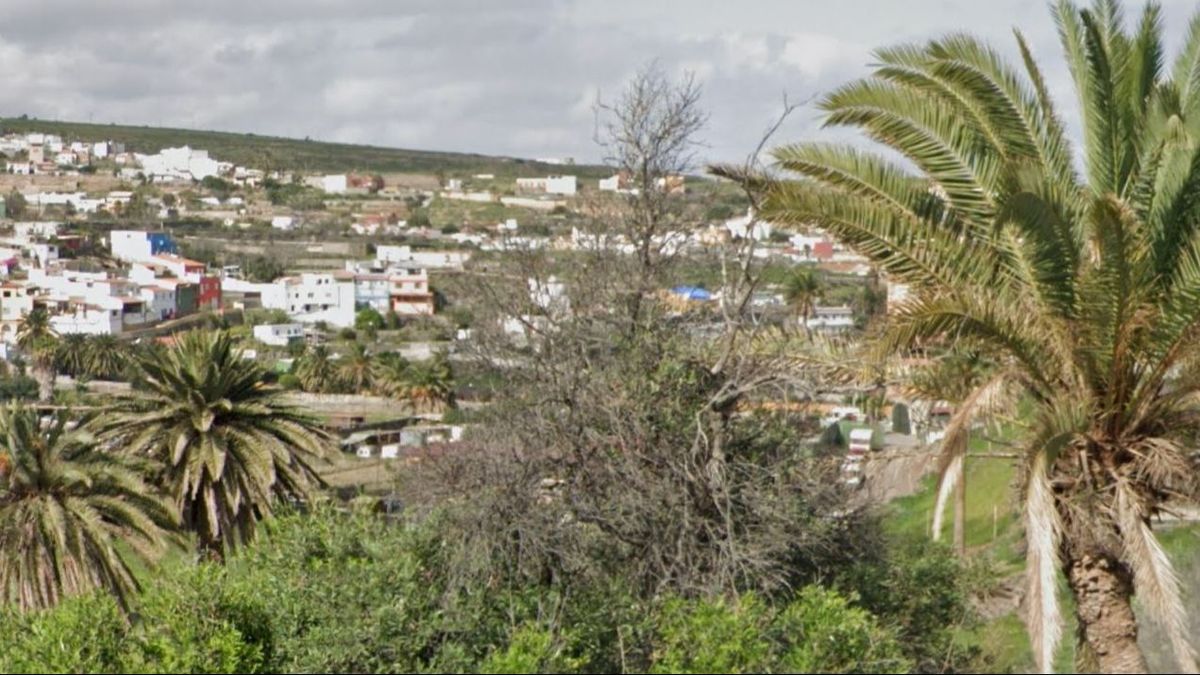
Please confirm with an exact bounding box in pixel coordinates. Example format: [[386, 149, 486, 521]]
[[253, 323, 304, 347], [139, 284, 176, 321], [0, 282, 34, 343], [48, 305, 123, 336], [136, 146, 219, 182], [12, 222, 61, 241], [375, 245, 470, 270], [318, 174, 347, 194], [353, 273, 392, 313], [260, 272, 357, 327], [516, 175, 577, 196], [805, 306, 855, 333], [109, 230, 178, 263], [886, 278, 911, 314], [26, 243, 58, 268], [271, 216, 297, 231], [725, 209, 772, 241]]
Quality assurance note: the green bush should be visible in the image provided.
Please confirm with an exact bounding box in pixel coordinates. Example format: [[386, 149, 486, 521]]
[[130, 565, 271, 673], [0, 594, 127, 673], [355, 308, 385, 331], [277, 373, 301, 390], [835, 541, 978, 671], [0, 375, 38, 401], [0, 509, 980, 674], [650, 588, 909, 674]]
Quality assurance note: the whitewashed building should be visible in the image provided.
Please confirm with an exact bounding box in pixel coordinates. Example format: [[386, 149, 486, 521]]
[[253, 323, 305, 346]]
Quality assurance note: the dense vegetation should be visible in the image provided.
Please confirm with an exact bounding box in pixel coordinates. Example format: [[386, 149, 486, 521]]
[[0, 507, 981, 674]]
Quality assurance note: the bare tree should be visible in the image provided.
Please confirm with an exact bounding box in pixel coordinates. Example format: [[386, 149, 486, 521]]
[[406, 70, 870, 600]]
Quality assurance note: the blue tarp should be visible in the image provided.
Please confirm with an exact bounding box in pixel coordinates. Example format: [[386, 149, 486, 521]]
[[670, 286, 712, 301]]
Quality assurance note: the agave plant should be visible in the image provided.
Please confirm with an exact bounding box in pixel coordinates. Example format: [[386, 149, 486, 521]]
[[749, 1, 1200, 671]]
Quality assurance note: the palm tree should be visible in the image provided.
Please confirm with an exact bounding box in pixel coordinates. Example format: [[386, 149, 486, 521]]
[[372, 351, 411, 397], [92, 331, 328, 559], [295, 344, 338, 393], [54, 333, 89, 378], [337, 342, 374, 394], [782, 267, 823, 328], [16, 309, 56, 402], [394, 353, 456, 413], [15, 308, 52, 349], [0, 404, 177, 610], [751, 1, 1200, 670], [84, 335, 129, 380]]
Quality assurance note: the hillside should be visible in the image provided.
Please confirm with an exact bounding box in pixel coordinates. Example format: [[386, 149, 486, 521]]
[[0, 117, 610, 179]]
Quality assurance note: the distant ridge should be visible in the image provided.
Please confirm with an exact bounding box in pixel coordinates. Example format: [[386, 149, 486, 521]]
[[0, 117, 608, 179]]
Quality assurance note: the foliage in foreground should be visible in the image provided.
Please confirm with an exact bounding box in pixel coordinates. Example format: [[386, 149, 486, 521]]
[[0, 507, 987, 674]]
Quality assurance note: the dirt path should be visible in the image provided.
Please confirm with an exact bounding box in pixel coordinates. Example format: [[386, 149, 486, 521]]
[[860, 445, 936, 503]]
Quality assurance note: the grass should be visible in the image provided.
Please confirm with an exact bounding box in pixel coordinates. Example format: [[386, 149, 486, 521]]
[[885, 433, 1022, 568], [0, 116, 610, 179], [885, 422, 1200, 673], [883, 425, 1060, 672]]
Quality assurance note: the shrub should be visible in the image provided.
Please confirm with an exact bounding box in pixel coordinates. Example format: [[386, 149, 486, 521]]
[[277, 373, 301, 390], [0, 594, 127, 673], [650, 588, 909, 674], [130, 565, 271, 673], [834, 541, 978, 671]]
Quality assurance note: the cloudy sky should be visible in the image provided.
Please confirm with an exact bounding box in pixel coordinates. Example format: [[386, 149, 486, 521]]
[[2, 0, 1197, 165]]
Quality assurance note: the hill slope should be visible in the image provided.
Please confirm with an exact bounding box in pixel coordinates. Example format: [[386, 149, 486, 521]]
[[0, 117, 608, 179]]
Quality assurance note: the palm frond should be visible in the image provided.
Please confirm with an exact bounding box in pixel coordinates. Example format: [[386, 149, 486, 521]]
[[1025, 449, 1064, 675], [1115, 482, 1198, 673]]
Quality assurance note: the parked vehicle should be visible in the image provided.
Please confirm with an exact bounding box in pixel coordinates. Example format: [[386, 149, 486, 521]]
[[848, 428, 874, 453]]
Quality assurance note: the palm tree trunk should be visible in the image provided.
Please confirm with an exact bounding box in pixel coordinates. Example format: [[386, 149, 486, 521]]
[[1066, 550, 1148, 673], [953, 462, 965, 556], [35, 365, 53, 402], [198, 535, 225, 564]]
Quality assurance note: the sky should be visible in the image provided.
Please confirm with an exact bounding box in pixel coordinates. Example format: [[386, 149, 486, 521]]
[[1, 0, 1198, 166]]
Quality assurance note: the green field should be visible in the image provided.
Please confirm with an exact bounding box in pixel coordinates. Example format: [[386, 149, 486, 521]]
[[884, 427, 1200, 673], [0, 117, 610, 179]]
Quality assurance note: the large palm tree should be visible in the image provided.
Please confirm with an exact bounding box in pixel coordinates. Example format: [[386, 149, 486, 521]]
[[0, 404, 177, 610], [392, 353, 456, 414], [54, 333, 89, 378], [295, 344, 338, 393], [371, 351, 411, 398], [752, 1, 1200, 671], [782, 267, 824, 327], [337, 342, 375, 394], [84, 335, 130, 380], [92, 331, 329, 559], [16, 309, 57, 402]]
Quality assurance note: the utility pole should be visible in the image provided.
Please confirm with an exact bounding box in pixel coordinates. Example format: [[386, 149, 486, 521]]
[[954, 461, 966, 556]]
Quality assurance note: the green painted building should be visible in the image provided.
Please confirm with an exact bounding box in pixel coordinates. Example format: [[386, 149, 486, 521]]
[[174, 282, 198, 316]]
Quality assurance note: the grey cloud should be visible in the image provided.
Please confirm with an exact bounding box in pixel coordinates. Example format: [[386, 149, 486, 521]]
[[1, 1, 1199, 164]]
